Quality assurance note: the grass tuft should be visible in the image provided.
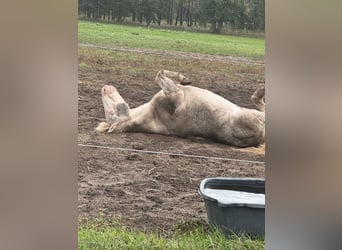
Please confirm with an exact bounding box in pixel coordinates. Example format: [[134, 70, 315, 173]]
[[78, 219, 264, 250]]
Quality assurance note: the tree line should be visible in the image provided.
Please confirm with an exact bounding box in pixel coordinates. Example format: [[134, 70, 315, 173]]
[[78, 0, 264, 33]]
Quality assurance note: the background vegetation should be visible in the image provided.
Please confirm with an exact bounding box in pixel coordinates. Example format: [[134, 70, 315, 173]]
[[78, 0, 264, 35]]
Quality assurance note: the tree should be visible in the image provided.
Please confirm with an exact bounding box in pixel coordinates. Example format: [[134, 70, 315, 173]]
[[175, 0, 184, 26], [78, 0, 264, 33], [110, 0, 133, 22], [197, 0, 248, 33], [186, 0, 194, 27], [167, 0, 174, 25], [140, 0, 159, 26], [155, 0, 170, 25], [246, 0, 265, 31]]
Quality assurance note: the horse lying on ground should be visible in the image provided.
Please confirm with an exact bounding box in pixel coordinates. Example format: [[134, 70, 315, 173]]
[[96, 70, 265, 147]]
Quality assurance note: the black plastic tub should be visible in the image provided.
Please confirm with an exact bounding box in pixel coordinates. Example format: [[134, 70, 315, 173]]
[[199, 177, 265, 236]]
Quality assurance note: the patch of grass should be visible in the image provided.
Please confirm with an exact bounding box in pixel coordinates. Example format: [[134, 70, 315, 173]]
[[78, 47, 264, 81], [79, 62, 89, 71], [78, 133, 90, 144], [78, 219, 265, 250], [78, 21, 264, 60]]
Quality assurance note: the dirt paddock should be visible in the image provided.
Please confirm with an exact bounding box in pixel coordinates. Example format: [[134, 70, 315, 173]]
[[78, 46, 265, 234]]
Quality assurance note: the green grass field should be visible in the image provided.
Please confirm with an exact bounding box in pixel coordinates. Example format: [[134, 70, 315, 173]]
[[78, 20, 264, 60], [78, 220, 264, 250]]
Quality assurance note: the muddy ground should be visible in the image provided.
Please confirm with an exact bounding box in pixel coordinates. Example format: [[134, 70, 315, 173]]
[[78, 46, 265, 234]]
